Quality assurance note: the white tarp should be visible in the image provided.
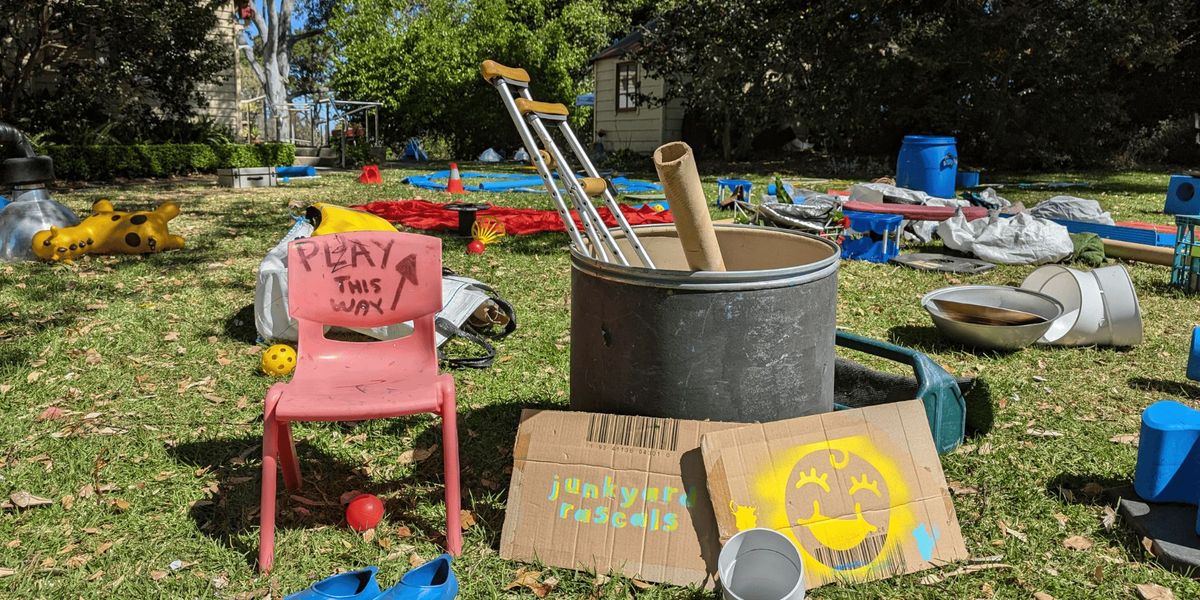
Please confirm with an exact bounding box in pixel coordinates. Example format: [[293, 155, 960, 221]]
[[938, 211, 1073, 265], [1027, 195, 1114, 225]]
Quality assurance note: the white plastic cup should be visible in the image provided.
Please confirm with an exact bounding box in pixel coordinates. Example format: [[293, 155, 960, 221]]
[[718, 528, 806, 600], [1021, 265, 1104, 345]]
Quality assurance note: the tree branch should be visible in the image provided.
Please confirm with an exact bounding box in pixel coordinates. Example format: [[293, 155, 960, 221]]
[[286, 28, 324, 51], [240, 29, 268, 88]]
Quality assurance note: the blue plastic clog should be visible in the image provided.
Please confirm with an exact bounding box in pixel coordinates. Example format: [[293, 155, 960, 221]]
[[376, 554, 458, 600], [285, 566, 383, 600]]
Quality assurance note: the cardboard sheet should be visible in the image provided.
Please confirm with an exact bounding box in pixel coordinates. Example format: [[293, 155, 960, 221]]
[[701, 401, 968, 588], [499, 409, 741, 587]]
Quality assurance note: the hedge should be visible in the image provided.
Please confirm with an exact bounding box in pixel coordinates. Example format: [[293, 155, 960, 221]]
[[45, 143, 296, 181]]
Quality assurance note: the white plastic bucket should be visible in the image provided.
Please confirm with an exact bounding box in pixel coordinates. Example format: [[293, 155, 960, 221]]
[[1093, 264, 1143, 346], [718, 528, 806, 600], [1020, 264, 1143, 347], [1020, 265, 1104, 345]]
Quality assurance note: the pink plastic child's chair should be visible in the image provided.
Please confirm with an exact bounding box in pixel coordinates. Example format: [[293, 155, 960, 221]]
[[258, 231, 461, 573]]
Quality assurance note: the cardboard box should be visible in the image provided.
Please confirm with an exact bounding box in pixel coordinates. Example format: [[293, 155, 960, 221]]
[[499, 409, 741, 588], [701, 400, 968, 589]]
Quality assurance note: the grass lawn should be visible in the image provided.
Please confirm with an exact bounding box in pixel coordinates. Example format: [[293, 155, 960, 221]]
[[2, 165, 1199, 599]]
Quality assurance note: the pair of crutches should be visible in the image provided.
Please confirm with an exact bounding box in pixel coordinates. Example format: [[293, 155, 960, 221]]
[[480, 60, 655, 269]]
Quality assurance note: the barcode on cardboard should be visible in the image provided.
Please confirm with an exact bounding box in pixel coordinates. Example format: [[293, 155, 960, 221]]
[[585, 414, 680, 451], [810, 533, 904, 575]]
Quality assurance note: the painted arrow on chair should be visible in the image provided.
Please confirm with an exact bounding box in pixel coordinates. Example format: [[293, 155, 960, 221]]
[[390, 253, 419, 310]]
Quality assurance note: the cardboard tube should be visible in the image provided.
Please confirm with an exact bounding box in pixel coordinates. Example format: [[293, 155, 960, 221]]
[[653, 142, 726, 271], [1103, 239, 1174, 266]]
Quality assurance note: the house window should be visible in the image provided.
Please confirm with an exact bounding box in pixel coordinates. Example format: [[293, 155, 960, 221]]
[[616, 61, 638, 112]]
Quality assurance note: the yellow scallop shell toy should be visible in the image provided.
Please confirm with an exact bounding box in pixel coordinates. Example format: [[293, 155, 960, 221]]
[[261, 344, 297, 377]]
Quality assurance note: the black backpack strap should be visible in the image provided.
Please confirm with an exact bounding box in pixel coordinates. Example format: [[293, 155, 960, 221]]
[[435, 316, 496, 369]]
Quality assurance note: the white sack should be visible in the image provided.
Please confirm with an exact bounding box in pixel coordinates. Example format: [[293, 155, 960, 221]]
[[937, 210, 1073, 265], [1028, 195, 1114, 225]]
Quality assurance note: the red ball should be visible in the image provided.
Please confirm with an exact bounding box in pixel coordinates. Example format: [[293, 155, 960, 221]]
[[345, 494, 384, 531], [466, 240, 486, 254]]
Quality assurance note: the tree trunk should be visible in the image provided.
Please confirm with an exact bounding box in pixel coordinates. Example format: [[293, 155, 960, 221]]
[[242, 0, 295, 142]]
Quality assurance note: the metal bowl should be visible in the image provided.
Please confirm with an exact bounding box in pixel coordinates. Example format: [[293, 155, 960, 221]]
[[921, 285, 1065, 350]]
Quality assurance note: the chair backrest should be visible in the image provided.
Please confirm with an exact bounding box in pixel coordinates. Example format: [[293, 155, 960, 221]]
[[287, 231, 442, 329]]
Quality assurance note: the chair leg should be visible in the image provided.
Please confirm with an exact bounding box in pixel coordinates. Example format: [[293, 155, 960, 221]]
[[278, 421, 302, 491], [258, 412, 280, 573], [441, 386, 463, 556]]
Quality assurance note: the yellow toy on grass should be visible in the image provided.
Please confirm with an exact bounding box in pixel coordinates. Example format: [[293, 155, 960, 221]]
[[31, 200, 185, 263], [261, 344, 298, 377]]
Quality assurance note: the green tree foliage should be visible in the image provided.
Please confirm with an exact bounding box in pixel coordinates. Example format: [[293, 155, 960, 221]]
[[0, 1, 230, 144], [329, 0, 655, 156], [640, 0, 1200, 167]]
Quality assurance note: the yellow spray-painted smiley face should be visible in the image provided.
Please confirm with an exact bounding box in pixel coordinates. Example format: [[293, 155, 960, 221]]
[[754, 435, 913, 579], [261, 344, 297, 377], [787, 448, 890, 566]]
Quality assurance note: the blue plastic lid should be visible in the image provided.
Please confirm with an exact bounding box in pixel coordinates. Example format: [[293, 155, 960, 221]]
[[902, 135, 956, 145]]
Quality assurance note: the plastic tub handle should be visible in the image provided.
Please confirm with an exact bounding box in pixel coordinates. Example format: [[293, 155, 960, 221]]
[[941, 153, 958, 170]]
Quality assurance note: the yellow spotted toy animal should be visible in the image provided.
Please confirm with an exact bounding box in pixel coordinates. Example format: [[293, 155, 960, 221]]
[[32, 200, 185, 263]]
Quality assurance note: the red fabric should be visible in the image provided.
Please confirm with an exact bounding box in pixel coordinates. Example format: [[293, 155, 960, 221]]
[[353, 200, 674, 235], [842, 200, 991, 222]]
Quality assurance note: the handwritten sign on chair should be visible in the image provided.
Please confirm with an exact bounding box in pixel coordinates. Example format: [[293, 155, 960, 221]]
[[287, 231, 442, 328]]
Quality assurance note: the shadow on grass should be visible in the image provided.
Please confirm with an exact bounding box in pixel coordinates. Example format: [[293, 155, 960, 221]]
[[167, 401, 555, 565], [886, 324, 1021, 357], [1045, 473, 1132, 507], [224, 303, 259, 344], [1128, 377, 1200, 400]]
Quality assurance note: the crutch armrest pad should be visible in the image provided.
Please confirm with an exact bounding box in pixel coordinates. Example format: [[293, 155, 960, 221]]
[[515, 99, 569, 117], [480, 60, 530, 84], [580, 177, 607, 197]]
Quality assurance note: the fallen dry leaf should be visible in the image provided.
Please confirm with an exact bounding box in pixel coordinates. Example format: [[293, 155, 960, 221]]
[[65, 553, 91, 568], [1026, 428, 1064, 438], [10, 491, 52, 509], [1063, 535, 1093, 551], [460, 509, 477, 529], [362, 529, 376, 544], [948, 480, 979, 496], [408, 553, 424, 568], [398, 444, 438, 465], [149, 570, 169, 581], [919, 563, 1012, 585], [0, 567, 15, 578], [1142, 537, 1156, 556], [1110, 433, 1139, 445], [1102, 505, 1118, 530], [1082, 482, 1104, 496], [630, 578, 654, 590], [95, 541, 113, 556], [977, 442, 994, 455], [1135, 583, 1175, 600], [111, 499, 131, 511], [395, 525, 412, 538], [997, 520, 1027, 542], [1033, 592, 1055, 600], [163, 331, 180, 341], [26, 371, 42, 384], [1053, 512, 1070, 526]]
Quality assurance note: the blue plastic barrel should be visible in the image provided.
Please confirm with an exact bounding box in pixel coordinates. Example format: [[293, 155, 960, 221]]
[[896, 135, 958, 198]]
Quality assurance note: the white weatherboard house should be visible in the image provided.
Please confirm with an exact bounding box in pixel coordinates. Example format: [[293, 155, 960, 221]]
[[590, 28, 685, 154]]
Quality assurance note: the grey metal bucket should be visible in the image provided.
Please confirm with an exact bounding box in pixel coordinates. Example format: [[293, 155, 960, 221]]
[[570, 224, 839, 422]]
